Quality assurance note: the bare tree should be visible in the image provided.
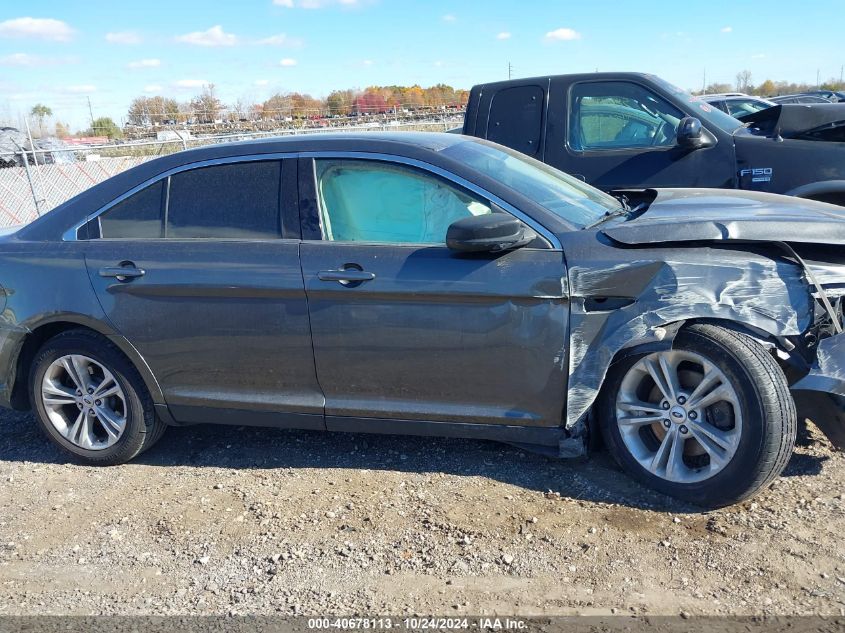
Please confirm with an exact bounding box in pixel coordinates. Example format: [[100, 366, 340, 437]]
[[735, 70, 753, 93]]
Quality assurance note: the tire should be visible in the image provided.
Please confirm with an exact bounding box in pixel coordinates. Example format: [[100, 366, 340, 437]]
[[29, 328, 166, 465], [598, 323, 796, 508]]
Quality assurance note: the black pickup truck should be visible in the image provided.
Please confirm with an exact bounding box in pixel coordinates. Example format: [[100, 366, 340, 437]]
[[462, 72, 845, 205]]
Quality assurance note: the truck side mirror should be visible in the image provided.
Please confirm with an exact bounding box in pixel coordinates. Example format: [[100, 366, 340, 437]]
[[677, 117, 705, 149]]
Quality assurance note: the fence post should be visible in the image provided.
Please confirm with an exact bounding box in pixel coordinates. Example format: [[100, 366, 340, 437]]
[[11, 141, 42, 218], [19, 150, 42, 217]]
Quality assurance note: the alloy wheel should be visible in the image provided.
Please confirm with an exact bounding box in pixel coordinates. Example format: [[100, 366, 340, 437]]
[[40, 354, 127, 451], [615, 350, 743, 484]]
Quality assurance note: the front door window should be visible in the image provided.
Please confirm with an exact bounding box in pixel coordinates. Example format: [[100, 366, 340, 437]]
[[569, 81, 684, 151], [315, 159, 492, 244]]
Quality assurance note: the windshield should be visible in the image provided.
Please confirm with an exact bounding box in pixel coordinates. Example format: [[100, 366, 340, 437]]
[[726, 99, 773, 117], [440, 139, 619, 227], [651, 76, 744, 133]]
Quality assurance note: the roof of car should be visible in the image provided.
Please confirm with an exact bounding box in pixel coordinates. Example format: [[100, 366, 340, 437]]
[[180, 131, 467, 157], [14, 132, 521, 241], [702, 93, 753, 99]]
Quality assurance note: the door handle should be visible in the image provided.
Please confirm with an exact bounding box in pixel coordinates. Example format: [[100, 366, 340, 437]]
[[99, 263, 146, 282], [317, 270, 376, 283]]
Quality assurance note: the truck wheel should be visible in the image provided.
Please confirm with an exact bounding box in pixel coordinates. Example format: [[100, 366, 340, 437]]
[[29, 329, 166, 465], [598, 323, 796, 508]]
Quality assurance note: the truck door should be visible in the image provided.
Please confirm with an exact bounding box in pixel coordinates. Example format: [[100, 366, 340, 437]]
[[543, 78, 736, 191]]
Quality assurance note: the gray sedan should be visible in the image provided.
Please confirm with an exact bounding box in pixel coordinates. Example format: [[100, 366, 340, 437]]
[[1, 132, 844, 508]]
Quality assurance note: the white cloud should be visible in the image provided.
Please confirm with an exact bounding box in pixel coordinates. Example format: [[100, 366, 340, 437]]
[[172, 79, 209, 89], [256, 33, 303, 47], [128, 58, 161, 69], [496, 31, 511, 40], [0, 17, 74, 42], [64, 84, 96, 94], [0, 52, 44, 67], [273, 0, 294, 5], [175, 25, 237, 47], [752, 53, 766, 59], [721, 26, 733, 33], [254, 79, 270, 86], [144, 84, 164, 93], [442, 14, 457, 22], [362, 59, 374, 66], [0, 52, 72, 67], [279, 58, 298, 67], [105, 31, 141, 44], [545, 27, 581, 41]]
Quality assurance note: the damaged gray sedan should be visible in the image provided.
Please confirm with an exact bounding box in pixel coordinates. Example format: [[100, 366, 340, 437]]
[[0, 133, 843, 508]]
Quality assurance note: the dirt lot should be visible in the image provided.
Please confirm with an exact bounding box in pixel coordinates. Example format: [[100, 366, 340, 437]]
[[0, 408, 844, 617]]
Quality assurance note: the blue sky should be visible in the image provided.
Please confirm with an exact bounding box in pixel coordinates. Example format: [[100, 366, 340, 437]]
[[1, 0, 843, 131]]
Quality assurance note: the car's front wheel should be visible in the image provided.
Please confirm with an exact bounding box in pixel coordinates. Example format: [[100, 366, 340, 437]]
[[29, 329, 166, 465], [599, 323, 796, 508]]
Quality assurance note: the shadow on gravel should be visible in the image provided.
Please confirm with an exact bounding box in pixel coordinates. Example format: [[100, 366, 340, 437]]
[[0, 408, 832, 513]]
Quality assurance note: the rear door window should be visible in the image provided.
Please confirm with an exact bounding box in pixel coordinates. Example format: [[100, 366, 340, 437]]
[[486, 85, 544, 156], [166, 161, 282, 239]]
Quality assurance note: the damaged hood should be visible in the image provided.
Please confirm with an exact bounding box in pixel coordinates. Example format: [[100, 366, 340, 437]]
[[738, 103, 845, 139], [602, 188, 845, 246]]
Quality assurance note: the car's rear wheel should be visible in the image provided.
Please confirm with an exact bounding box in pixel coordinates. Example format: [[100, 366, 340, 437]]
[[30, 329, 165, 465], [598, 323, 796, 508]]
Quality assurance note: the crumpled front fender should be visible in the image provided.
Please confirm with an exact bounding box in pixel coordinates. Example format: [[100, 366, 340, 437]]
[[791, 334, 845, 450]]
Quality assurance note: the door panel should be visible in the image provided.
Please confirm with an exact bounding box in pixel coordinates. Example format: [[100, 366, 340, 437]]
[[300, 242, 568, 427], [85, 240, 324, 426]]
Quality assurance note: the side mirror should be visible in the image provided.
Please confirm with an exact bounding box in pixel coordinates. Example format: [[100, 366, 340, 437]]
[[446, 214, 537, 253], [677, 116, 705, 149]]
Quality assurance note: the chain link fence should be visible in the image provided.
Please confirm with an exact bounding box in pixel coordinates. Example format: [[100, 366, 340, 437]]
[[0, 120, 460, 228]]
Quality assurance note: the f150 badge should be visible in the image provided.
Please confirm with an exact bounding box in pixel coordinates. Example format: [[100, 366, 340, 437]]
[[739, 167, 773, 183]]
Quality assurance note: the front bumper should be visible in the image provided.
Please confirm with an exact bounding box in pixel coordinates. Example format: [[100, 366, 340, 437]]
[[791, 334, 845, 450]]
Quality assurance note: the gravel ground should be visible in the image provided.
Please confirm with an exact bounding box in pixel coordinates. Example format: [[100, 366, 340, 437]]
[[0, 408, 844, 617]]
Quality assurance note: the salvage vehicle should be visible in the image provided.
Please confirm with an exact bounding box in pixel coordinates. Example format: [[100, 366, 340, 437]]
[[462, 72, 845, 206], [701, 93, 776, 118], [1, 133, 844, 508], [770, 94, 834, 105]]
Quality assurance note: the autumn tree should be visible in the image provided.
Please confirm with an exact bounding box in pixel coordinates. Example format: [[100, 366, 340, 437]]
[[325, 89, 355, 115], [755, 79, 776, 97], [127, 96, 182, 126], [262, 94, 291, 120], [55, 121, 70, 138], [190, 84, 223, 123]]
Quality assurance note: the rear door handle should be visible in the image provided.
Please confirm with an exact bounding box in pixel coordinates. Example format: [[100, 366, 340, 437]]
[[317, 270, 376, 283], [99, 263, 146, 282]]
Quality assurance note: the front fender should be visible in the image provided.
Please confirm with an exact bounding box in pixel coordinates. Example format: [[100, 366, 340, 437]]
[[564, 252, 812, 433]]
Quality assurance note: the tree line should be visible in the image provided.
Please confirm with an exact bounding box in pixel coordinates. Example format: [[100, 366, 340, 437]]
[[125, 83, 470, 128], [695, 70, 845, 96]]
